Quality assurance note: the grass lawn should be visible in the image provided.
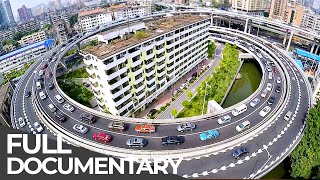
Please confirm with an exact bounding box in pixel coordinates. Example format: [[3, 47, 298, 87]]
[[58, 67, 88, 79]]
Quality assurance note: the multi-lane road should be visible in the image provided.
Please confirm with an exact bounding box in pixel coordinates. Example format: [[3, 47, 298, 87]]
[[11, 11, 311, 178]]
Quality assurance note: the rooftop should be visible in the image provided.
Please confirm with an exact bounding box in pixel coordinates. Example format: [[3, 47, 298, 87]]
[[0, 39, 55, 62], [78, 8, 107, 17], [82, 14, 209, 59]]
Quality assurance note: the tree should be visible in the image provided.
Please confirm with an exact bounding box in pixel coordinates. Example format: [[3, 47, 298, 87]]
[[69, 14, 78, 27], [290, 101, 320, 179], [187, 90, 193, 100], [182, 100, 189, 107], [43, 24, 53, 30], [171, 109, 178, 118]]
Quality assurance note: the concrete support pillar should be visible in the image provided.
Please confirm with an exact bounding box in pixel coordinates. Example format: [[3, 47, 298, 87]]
[[311, 40, 316, 53], [211, 15, 213, 26], [248, 25, 252, 34], [244, 18, 249, 33], [283, 32, 288, 46], [316, 45, 319, 55], [286, 31, 294, 51], [76, 42, 80, 51]]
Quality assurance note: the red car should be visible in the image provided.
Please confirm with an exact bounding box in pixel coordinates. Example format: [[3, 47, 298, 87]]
[[41, 63, 48, 70], [46, 71, 52, 78], [93, 132, 112, 143], [273, 67, 278, 74]]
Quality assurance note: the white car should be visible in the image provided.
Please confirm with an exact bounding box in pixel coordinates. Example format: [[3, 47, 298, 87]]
[[249, 98, 260, 107], [248, 47, 254, 51], [217, 115, 231, 125], [73, 124, 89, 134], [54, 94, 64, 103], [266, 83, 272, 91], [179, 83, 188, 90], [39, 91, 46, 100], [236, 121, 250, 132], [261, 89, 268, 98], [17, 117, 26, 128], [33, 122, 44, 133], [266, 66, 272, 72], [259, 106, 271, 117], [257, 53, 262, 58], [38, 70, 44, 76], [276, 77, 281, 84], [268, 72, 273, 80], [63, 103, 74, 112]]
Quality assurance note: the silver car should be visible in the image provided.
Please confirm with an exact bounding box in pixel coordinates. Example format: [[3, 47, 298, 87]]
[[18, 117, 26, 128], [73, 124, 89, 134], [217, 115, 231, 125], [177, 123, 196, 132], [126, 138, 147, 147], [250, 98, 260, 107]]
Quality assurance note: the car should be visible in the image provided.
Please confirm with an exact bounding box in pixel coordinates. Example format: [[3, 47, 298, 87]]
[[236, 121, 250, 132], [284, 111, 293, 121], [54, 94, 64, 103], [179, 83, 188, 90], [173, 89, 180, 96], [63, 103, 74, 112], [275, 84, 281, 93], [135, 124, 156, 133], [266, 83, 272, 91], [276, 77, 281, 84], [248, 46, 254, 51], [192, 72, 198, 78], [177, 123, 196, 132], [232, 147, 249, 159], [17, 117, 26, 128], [24, 90, 31, 98], [273, 67, 278, 73], [250, 98, 260, 107], [73, 124, 89, 134], [257, 53, 262, 58], [217, 115, 232, 125], [261, 89, 268, 98], [83, 82, 90, 87], [266, 66, 272, 72], [93, 132, 112, 143], [38, 70, 44, 76], [268, 72, 273, 80], [54, 112, 67, 122], [46, 71, 53, 78], [41, 63, 48, 70], [259, 106, 271, 117], [126, 138, 147, 148], [48, 104, 57, 112], [37, 76, 44, 82], [33, 122, 44, 133], [199, 129, 220, 141], [147, 109, 157, 118], [48, 83, 55, 90], [39, 91, 46, 100], [108, 121, 127, 131], [161, 136, 185, 145], [267, 96, 275, 105], [79, 113, 96, 123]]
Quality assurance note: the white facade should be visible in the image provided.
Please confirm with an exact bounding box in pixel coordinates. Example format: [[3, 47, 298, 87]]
[[19, 31, 47, 46], [113, 6, 148, 21], [301, 10, 320, 32], [232, 0, 265, 15], [81, 16, 210, 116], [79, 10, 113, 32]]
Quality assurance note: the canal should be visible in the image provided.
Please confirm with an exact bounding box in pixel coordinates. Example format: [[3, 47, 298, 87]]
[[222, 61, 262, 108], [221, 60, 291, 179]]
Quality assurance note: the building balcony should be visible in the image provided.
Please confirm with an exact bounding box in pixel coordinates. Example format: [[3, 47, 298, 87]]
[[146, 53, 154, 60], [118, 101, 133, 115], [108, 67, 127, 80], [156, 55, 166, 63], [115, 93, 132, 107], [133, 68, 143, 77], [132, 59, 142, 68], [136, 91, 146, 101], [157, 63, 166, 70], [135, 84, 145, 93], [110, 78, 128, 91], [113, 85, 130, 99], [134, 76, 144, 85], [145, 61, 155, 69], [145, 69, 156, 77], [157, 69, 166, 77], [104, 56, 126, 70]]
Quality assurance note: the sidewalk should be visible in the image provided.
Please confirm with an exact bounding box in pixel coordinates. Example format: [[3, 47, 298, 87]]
[[157, 43, 225, 119]]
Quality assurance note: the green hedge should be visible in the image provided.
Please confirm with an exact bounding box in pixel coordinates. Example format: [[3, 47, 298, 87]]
[[2, 61, 34, 84], [58, 67, 89, 79], [177, 43, 240, 118]]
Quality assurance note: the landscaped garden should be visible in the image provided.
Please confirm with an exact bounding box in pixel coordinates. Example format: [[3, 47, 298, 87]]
[[177, 43, 240, 118], [2, 61, 34, 84]]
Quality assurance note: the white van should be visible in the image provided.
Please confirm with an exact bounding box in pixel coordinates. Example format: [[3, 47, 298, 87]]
[[36, 81, 42, 90], [232, 104, 248, 116], [54, 94, 64, 103], [39, 91, 46, 100], [268, 72, 273, 80]]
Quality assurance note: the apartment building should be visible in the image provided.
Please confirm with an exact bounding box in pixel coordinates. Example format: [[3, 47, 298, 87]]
[[110, 4, 148, 21], [232, 0, 265, 15], [0, 82, 13, 127], [78, 8, 113, 32], [269, 0, 288, 19], [0, 39, 54, 73], [18, 30, 47, 46], [54, 20, 69, 43], [80, 15, 210, 116], [299, 9, 320, 32]]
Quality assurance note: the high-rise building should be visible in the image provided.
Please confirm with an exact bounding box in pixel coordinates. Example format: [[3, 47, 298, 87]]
[[18, 5, 33, 22], [232, 0, 265, 15], [0, 0, 15, 25], [269, 0, 288, 19], [56, 0, 62, 9]]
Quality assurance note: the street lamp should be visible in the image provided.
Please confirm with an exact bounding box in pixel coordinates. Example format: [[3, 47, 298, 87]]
[[201, 82, 211, 115]]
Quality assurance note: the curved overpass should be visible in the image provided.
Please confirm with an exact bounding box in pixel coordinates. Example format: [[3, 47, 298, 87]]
[[11, 11, 311, 178]]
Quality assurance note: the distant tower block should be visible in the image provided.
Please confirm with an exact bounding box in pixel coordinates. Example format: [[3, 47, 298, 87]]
[[207, 100, 224, 114]]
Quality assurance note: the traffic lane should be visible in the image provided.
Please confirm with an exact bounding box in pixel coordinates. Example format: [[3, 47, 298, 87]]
[[35, 85, 286, 151], [41, 68, 277, 138]]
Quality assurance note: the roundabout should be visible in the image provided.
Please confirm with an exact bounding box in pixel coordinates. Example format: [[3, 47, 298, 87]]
[[11, 10, 311, 178]]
